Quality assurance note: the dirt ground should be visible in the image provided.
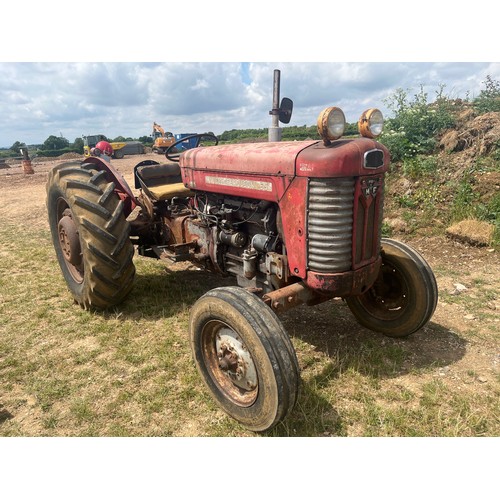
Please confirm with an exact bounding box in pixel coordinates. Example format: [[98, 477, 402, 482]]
[[1, 152, 499, 436]]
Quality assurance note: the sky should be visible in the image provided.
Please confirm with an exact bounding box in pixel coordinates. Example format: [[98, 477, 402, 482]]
[[1, 61, 498, 148], [1, 2, 499, 149]]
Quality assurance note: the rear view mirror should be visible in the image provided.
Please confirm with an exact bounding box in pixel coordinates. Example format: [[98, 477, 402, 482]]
[[279, 97, 293, 124]]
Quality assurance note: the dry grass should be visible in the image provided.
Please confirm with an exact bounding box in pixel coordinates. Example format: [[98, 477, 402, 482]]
[[1, 157, 499, 437], [446, 219, 495, 246]]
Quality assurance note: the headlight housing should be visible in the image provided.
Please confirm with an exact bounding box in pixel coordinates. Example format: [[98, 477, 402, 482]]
[[317, 107, 346, 144], [358, 108, 384, 138]]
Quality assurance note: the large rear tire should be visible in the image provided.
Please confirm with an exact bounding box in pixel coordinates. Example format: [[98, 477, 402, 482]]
[[46, 162, 135, 309], [346, 238, 438, 338], [189, 286, 300, 432]]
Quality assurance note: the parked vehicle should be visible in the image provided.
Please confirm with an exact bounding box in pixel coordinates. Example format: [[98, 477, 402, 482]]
[[83, 134, 144, 159], [152, 123, 175, 154], [48, 81, 437, 432]]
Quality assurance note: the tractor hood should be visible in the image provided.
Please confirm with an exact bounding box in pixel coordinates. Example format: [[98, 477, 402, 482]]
[[179, 139, 389, 202], [180, 140, 317, 176], [180, 138, 389, 178]]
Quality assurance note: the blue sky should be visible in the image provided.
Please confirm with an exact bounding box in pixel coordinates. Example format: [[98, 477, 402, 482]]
[[1, 3, 498, 148], [1, 62, 498, 148]]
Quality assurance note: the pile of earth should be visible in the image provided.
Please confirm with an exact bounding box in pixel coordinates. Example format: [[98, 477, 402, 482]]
[[439, 109, 500, 164], [56, 152, 85, 160], [387, 108, 499, 247]]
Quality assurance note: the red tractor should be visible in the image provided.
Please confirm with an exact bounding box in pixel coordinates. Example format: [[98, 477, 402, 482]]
[[46, 101, 437, 432]]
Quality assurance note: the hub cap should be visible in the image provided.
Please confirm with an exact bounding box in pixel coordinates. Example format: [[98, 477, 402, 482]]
[[202, 321, 258, 407]]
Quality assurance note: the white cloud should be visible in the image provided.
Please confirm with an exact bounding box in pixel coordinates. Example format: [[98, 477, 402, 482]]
[[0, 62, 498, 147]]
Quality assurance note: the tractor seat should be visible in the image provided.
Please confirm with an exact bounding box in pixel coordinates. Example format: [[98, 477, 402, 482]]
[[135, 162, 193, 201]]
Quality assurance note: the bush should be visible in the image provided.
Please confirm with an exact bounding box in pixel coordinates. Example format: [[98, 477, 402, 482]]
[[36, 147, 80, 157], [379, 86, 455, 161], [449, 167, 500, 239], [473, 75, 500, 114], [402, 155, 439, 180]]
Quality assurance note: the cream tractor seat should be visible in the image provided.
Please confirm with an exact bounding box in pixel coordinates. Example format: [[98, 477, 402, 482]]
[[135, 162, 193, 201]]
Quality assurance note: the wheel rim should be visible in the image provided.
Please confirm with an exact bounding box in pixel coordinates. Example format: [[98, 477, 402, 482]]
[[201, 320, 258, 407], [357, 260, 409, 320], [56, 201, 84, 283]]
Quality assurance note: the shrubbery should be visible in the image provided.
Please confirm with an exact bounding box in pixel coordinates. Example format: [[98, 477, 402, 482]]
[[36, 147, 81, 157], [473, 75, 500, 114], [380, 76, 500, 162], [379, 86, 455, 162]]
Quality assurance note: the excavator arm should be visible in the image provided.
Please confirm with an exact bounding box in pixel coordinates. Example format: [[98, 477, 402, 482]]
[[153, 122, 165, 137]]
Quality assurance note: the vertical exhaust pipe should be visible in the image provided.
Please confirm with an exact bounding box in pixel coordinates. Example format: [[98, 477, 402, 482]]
[[268, 69, 293, 142], [268, 69, 282, 142]]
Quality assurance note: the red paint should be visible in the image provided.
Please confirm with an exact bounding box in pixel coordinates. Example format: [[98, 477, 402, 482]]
[[278, 177, 308, 278], [180, 141, 316, 176], [305, 258, 381, 296], [296, 138, 389, 177], [179, 138, 389, 287], [83, 157, 137, 215], [186, 169, 291, 202]]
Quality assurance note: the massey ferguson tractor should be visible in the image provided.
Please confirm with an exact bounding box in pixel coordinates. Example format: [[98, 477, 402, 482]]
[[46, 82, 438, 432]]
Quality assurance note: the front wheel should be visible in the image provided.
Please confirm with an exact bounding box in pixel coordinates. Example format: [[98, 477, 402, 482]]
[[346, 238, 438, 338], [189, 286, 300, 432]]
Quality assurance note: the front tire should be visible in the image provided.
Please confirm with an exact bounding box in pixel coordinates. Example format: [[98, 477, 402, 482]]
[[46, 162, 135, 309], [189, 286, 300, 432], [346, 238, 438, 338]]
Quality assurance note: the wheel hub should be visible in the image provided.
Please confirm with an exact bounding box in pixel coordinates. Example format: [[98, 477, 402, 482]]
[[58, 215, 82, 266], [371, 264, 406, 310], [216, 328, 257, 392]]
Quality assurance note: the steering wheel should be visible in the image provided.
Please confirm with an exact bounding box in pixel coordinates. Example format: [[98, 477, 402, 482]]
[[165, 133, 219, 162]]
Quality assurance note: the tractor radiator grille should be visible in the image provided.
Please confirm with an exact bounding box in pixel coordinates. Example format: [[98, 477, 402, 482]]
[[307, 178, 355, 272]]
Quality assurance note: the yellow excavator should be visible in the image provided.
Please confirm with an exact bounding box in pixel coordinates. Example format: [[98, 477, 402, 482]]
[[152, 122, 176, 154]]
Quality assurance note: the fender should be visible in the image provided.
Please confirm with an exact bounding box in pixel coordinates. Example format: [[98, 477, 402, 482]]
[[83, 156, 137, 216]]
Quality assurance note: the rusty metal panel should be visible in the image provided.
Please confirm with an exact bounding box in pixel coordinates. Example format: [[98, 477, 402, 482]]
[[278, 177, 308, 279], [180, 141, 317, 176], [352, 175, 384, 269], [296, 138, 390, 178], [305, 257, 382, 297], [185, 170, 291, 202]]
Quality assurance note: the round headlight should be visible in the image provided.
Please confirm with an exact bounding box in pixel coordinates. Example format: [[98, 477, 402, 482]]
[[317, 107, 346, 144], [358, 108, 384, 138]]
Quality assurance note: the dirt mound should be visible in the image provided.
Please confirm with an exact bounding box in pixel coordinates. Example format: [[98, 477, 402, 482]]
[[56, 152, 85, 160], [440, 111, 500, 156]]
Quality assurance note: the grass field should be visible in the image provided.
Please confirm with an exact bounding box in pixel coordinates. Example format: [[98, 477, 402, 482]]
[[0, 158, 499, 437]]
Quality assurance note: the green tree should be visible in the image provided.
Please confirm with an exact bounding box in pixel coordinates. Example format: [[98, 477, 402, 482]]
[[43, 135, 70, 150], [10, 141, 26, 152], [138, 135, 153, 144], [72, 137, 84, 154]]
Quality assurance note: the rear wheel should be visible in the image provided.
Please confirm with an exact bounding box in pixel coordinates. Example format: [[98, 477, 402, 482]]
[[189, 286, 300, 432], [114, 149, 124, 159], [346, 238, 438, 337], [46, 162, 135, 309]]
